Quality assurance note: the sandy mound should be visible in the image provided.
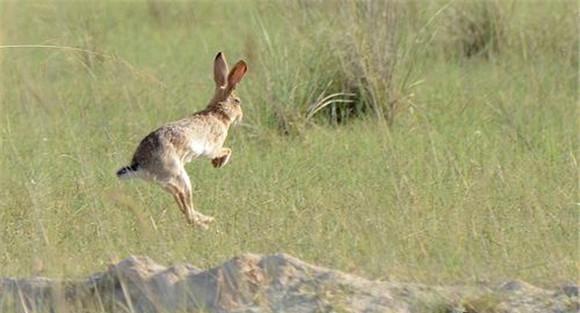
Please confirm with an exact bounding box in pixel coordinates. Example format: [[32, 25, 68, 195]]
[[0, 254, 577, 312]]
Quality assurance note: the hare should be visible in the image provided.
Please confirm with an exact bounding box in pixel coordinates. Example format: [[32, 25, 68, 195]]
[[116, 52, 247, 229]]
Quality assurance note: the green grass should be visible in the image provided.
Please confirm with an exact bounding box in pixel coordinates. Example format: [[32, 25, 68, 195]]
[[0, 0, 577, 289]]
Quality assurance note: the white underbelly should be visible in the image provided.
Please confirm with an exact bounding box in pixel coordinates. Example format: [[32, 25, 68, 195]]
[[185, 139, 216, 162]]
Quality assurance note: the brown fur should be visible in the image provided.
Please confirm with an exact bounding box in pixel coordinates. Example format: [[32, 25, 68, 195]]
[[117, 52, 248, 229]]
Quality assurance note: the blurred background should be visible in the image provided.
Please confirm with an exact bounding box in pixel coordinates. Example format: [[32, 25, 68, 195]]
[[0, 0, 576, 287]]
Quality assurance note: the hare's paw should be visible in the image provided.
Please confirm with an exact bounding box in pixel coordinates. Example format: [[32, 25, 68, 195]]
[[211, 148, 232, 168], [188, 212, 215, 229], [211, 156, 225, 168], [199, 214, 215, 225]]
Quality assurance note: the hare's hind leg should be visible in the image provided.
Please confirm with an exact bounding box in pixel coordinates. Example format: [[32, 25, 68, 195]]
[[211, 148, 232, 168], [162, 183, 187, 215], [177, 168, 215, 228], [162, 178, 212, 229]]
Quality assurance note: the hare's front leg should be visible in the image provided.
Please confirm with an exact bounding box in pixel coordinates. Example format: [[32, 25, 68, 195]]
[[211, 148, 231, 168]]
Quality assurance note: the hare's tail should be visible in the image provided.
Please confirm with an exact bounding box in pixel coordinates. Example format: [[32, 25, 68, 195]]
[[116, 163, 140, 180]]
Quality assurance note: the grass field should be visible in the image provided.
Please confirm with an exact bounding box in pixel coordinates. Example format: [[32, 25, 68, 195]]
[[0, 0, 577, 287]]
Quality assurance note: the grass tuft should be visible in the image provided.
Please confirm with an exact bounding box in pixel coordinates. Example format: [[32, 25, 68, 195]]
[[443, 1, 507, 59]]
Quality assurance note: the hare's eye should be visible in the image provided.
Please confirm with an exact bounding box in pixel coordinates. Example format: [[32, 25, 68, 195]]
[[233, 97, 241, 104]]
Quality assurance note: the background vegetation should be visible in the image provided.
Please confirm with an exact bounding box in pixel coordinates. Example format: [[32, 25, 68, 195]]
[[0, 0, 577, 288]]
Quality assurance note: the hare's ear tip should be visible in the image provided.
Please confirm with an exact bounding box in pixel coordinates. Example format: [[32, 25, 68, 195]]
[[215, 51, 224, 59]]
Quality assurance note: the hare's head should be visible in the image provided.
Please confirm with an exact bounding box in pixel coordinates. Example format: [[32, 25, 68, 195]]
[[209, 52, 248, 124]]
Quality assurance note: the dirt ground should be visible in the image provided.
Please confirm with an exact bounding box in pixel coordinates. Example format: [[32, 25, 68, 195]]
[[1, 254, 577, 313]]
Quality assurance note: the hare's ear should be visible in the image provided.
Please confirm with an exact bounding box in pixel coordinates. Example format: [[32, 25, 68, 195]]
[[226, 60, 248, 90], [214, 52, 229, 88]]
